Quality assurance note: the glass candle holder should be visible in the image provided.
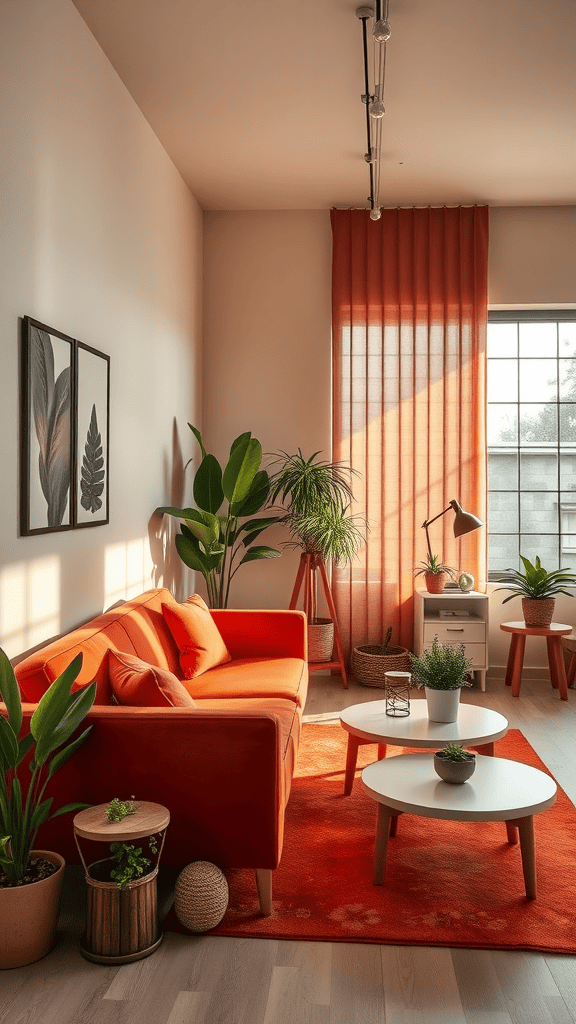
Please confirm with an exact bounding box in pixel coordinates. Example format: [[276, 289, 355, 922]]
[[385, 671, 411, 717]]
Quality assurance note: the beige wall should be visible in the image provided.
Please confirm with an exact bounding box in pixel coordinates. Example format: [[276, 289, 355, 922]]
[[0, 0, 202, 658], [202, 211, 332, 610], [489, 206, 576, 308]]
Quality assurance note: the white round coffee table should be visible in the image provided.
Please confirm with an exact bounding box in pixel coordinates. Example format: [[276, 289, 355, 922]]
[[362, 753, 557, 898], [340, 699, 508, 795]]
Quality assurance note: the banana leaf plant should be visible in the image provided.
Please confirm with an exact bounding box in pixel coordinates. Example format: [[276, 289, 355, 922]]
[[0, 648, 96, 885], [157, 425, 283, 608]]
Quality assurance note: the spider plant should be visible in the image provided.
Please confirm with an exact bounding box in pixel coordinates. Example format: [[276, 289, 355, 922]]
[[413, 554, 457, 579], [494, 555, 576, 602]]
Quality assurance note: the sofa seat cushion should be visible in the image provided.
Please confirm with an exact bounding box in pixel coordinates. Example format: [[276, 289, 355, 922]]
[[162, 596, 231, 678], [109, 651, 196, 707], [182, 656, 307, 708]]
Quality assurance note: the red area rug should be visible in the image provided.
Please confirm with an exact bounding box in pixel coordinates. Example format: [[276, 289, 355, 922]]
[[165, 724, 576, 953]]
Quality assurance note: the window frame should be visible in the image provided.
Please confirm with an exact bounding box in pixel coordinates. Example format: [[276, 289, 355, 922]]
[[487, 309, 576, 580]]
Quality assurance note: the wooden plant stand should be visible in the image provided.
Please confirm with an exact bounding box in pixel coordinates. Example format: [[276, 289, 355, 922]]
[[73, 801, 170, 965], [289, 552, 348, 688]]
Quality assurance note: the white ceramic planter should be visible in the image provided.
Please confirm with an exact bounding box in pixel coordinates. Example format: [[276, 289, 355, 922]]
[[425, 686, 461, 723]]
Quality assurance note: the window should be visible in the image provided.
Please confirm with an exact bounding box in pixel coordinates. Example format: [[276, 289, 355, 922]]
[[487, 311, 576, 577]]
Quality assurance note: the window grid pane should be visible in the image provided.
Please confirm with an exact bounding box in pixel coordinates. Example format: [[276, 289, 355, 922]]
[[487, 313, 576, 578]]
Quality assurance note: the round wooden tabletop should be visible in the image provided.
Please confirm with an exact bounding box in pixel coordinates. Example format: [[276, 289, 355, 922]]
[[361, 753, 557, 822], [340, 698, 508, 749], [500, 621, 573, 637], [73, 801, 170, 842]]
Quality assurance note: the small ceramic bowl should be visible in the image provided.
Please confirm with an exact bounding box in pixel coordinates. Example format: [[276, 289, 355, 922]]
[[434, 750, 476, 784]]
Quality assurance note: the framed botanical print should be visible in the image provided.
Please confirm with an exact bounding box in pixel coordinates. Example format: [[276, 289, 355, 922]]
[[74, 341, 110, 527], [20, 317, 75, 535]]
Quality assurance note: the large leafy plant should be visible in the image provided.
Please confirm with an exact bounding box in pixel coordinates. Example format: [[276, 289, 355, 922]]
[[0, 649, 96, 885], [158, 425, 283, 608], [495, 555, 576, 602]]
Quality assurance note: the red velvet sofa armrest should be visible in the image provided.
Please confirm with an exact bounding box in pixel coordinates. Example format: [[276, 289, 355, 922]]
[[209, 609, 307, 661], [14, 705, 286, 869]]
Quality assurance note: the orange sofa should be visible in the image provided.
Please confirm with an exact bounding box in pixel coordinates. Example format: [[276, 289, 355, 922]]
[[10, 588, 308, 914]]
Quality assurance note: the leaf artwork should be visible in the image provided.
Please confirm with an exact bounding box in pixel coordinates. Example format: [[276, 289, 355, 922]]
[[80, 405, 105, 513], [30, 327, 71, 527]]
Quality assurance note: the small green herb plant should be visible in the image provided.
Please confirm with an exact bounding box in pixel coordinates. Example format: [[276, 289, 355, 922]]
[[438, 743, 474, 762], [104, 797, 137, 822], [411, 637, 473, 691], [109, 834, 159, 889]]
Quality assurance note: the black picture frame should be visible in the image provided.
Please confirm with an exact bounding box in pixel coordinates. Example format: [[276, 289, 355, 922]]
[[20, 317, 75, 536], [74, 341, 110, 528]]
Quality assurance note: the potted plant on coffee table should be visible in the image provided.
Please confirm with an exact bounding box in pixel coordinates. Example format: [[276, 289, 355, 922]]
[[0, 648, 96, 969], [434, 743, 476, 784], [494, 555, 576, 628], [413, 554, 457, 594], [410, 637, 473, 723]]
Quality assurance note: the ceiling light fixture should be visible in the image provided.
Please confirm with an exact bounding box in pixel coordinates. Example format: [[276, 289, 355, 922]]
[[356, 0, 391, 220]]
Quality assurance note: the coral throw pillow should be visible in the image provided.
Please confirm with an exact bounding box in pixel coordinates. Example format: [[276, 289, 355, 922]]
[[108, 650, 196, 707], [162, 595, 231, 679]]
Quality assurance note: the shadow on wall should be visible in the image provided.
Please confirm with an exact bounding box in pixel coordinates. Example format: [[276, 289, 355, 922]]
[[149, 417, 191, 602]]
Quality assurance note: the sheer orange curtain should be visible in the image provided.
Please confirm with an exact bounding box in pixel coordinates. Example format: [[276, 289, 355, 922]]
[[331, 205, 489, 656]]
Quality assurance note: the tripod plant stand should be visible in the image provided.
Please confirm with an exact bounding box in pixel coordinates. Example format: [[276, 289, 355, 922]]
[[289, 552, 348, 688]]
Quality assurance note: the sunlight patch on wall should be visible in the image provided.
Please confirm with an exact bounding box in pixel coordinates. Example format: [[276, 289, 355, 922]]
[[104, 538, 153, 609], [0, 557, 60, 659]]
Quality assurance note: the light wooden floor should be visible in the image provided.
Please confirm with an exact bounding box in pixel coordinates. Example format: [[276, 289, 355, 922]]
[[3, 672, 576, 1024]]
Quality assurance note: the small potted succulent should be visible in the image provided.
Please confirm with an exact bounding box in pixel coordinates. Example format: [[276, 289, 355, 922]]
[[494, 555, 576, 628], [413, 554, 457, 594], [434, 743, 476, 784], [410, 637, 473, 722]]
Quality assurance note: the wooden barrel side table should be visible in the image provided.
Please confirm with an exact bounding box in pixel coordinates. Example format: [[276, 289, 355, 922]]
[[73, 801, 170, 965]]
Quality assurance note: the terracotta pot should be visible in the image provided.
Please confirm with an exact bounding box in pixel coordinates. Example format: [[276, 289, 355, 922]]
[[0, 851, 65, 969], [522, 597, 555, 628], [434, 750, 476, 784], [425, 572, 447, 594]]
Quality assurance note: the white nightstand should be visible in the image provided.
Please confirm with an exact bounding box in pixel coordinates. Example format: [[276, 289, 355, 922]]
[[414, 588, 489, 691]]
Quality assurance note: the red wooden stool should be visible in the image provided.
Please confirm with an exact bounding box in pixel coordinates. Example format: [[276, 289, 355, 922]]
[[500, 621, 573, 700]]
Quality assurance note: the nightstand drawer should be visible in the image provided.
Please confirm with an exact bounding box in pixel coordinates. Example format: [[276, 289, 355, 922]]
[[423, 641, 486, 668], [423, 621, 486, 644]]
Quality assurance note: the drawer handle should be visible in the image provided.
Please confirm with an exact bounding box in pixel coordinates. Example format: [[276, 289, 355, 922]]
[[446, 627, 465, 631]]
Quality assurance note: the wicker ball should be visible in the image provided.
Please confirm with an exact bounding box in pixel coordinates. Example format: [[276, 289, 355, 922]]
[[174, 861, 229, 933]]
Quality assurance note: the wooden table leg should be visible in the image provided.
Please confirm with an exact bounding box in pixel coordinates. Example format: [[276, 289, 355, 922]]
[[344, 734, 360, 795], [547, 637, 569, 700], [505, 822, 518, 844], [508, 633, 526, 697], [388, 810, 402, 838], [377, 743, 387, 760], [473, 741, 495, 756], [510, 815, 536, 899], [567, 653, 576, 688], [374, 803, 395, 884]]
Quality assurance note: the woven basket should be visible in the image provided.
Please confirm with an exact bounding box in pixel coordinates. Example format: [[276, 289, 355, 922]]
[[352, 643, 411, 688], [308, 618, 334, 663], [174, 861, 229, 933], [522, 597, 555, 628]]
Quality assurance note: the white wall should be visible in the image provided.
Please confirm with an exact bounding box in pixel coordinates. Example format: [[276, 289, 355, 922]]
[[0, 0, 202, 658]]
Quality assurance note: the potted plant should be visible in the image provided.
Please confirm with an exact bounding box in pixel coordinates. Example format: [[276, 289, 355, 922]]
[[268, 449, 365, 661], [494, 555, 576, 628], [434, 743, 476, 784], [410, 637, 473, 722], [413, 554, 457, 594], [158, 425, 283, 608], [0, 648, 96, 969]]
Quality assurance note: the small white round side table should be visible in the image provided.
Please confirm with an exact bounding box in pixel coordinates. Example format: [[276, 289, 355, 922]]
[[362, 753, 557, 899]]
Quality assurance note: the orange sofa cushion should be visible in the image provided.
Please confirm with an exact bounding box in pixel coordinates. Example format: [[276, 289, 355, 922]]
[[182, 656, 307, 708], [162, 596, 231, 679], [109, 650, 196, 708]]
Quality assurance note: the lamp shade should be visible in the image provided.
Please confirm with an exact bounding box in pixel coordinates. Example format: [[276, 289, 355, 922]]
[[449, 500, 484, 538]]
